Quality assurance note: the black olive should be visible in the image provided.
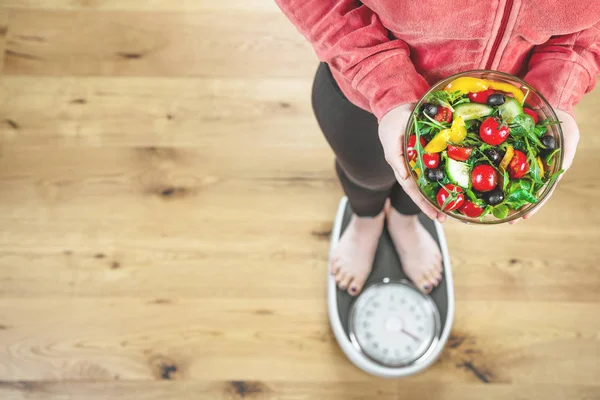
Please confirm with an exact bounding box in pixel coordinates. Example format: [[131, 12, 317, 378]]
[[426, 168, 444, 181], [485, 148, 504, 165], [421, 103, 438, 118], [483, 187, 504, 206], [541, 135, 556, 154], [487, 93, 506, 106]]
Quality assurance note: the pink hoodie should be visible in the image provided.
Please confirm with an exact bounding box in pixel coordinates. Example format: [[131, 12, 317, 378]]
[[275, 0, 600, 120]]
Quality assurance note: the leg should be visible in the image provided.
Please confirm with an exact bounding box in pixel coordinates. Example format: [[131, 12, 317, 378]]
[[312, 63, 396, 217], [386, 183, 443, 293], [312, 63, 393, 295]]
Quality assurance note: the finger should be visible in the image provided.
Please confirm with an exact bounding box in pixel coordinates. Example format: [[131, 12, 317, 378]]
[[387, 153, 410, 181], [509, 218, 521, 225]]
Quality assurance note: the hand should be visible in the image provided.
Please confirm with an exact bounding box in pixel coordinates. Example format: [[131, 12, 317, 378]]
[[515, 109, 580, 223], [379, 104, 446, 222]]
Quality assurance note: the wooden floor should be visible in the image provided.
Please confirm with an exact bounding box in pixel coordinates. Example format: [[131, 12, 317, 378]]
[[0, 2, 599, 399]]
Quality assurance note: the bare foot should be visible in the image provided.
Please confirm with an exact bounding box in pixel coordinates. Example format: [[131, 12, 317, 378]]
[[385, 205, 443, 294], [331, 212, 384, 296]]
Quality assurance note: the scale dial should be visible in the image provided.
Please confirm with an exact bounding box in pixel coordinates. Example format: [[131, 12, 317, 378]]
[[349, 280, 441, 367]]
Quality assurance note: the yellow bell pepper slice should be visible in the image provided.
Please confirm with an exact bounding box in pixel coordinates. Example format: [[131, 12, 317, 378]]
[[409, 160, 421, 178], [488, 81, 525, 104], [444, 77, 525, 104], [424, 117, 466, 153], [537, 156, 544, 179], [424, 129, 451, 153], [499, 145, 514, 173], [444, 77, 489, 94], [448, 116, 466, 143]]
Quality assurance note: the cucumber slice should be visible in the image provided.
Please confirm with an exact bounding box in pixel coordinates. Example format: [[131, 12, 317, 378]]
[[446, 157, 470, 188], [498, 97, 523, 123], [454, 103, 493, 121]]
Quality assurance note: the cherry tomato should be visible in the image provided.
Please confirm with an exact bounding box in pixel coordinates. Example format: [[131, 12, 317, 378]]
[[523, 107, 539, 124], [434, 107, 453, 123], [422, 153, 440, 169], [508, 150, 529, 179], [460, 201, 485, 218], [447, 145, 473, 161], [436, 184, 465, 212], [467, 89, 495, 104], [407, 135, 427, 162], [479, 117, 510, 145], [471, 164, 498, 192]]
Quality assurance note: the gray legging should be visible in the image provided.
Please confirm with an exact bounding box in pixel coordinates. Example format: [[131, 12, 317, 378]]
[[311, 63, 420, 217]]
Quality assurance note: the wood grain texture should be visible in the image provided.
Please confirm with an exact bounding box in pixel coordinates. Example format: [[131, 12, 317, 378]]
[[0, 2, 599, 400], [2, 9, 315, 78]]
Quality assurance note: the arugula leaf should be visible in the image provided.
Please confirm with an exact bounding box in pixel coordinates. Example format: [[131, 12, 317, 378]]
[[492, 205, 509, 219], [466, 189, 485, 207], [533, 125, 547, 137], [423, 182, 439, 200], [479, 206, 493, 222], [509, 179, 532, 194], [505, 198, 530, 209], [426, 90, 467, 110], [524, 137, 544, 184], [538, 118, 562, 127], [510, 114, 544, 148], [507, 188, 538, 204], [544, 148, 560, 166], [505, 179, 537, 210], [502, 169, 510, 192], [548, 169, 565, 185], [413, 117, 429, 188]]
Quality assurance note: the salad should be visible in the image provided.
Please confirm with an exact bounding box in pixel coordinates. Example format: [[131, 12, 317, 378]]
[[407, 76, 563, 221]]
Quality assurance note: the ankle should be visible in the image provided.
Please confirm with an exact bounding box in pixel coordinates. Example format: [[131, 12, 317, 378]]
[[350, 211, 385, 231], [388, 208, 418, 226]]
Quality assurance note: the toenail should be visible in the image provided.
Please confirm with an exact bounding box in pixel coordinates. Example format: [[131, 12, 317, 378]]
[[423, 284, 430, 290], [350, 286, 357, 293]]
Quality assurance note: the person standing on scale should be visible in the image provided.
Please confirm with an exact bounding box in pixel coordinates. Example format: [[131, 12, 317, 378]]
[[275, 0, 600, 295]]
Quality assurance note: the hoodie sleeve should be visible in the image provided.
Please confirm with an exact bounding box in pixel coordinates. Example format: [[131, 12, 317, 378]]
[[274, 0, 429, 120], [524, 22, 600, 115]]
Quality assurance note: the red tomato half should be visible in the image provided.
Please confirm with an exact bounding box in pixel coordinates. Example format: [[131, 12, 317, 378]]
[[509, 150, 529, 179], [422, 153, 440, 169], [447, 145, 473, 161], [471, 164, 498, 192], [436, 184, 465, 212], [434, 107, 453, 123], [467, 89, 495, 104], [407, 135, 427, 162], [479, 117, 510, 145], [523, 107, 539, 124], [460, 201, 485, 217]]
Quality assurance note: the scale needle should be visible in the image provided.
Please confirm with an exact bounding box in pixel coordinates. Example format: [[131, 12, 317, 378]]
[[401, 329, 420, 342]]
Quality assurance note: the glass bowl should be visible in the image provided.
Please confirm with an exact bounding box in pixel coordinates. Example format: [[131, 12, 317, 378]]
[[403, 70, 564, 224]]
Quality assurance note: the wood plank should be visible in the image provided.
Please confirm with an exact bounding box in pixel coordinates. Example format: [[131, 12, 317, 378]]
[[0, 299, 598, 384], [0, 8, 8, 75], [0, 76, 318, 148], [0, 145, 598, 300], [3, 9, 315, 78], [1, 381, 599, 400], [2, 0, 281, 12]]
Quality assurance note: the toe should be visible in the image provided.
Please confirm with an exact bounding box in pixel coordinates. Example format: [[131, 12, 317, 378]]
[[330, 260, 340, 275], [347, 276, 367, 297], [427, 270, 441, 287], [339, 274, 353, 290], [417, 279, 432, 294], [335, 270, 346, 285]]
